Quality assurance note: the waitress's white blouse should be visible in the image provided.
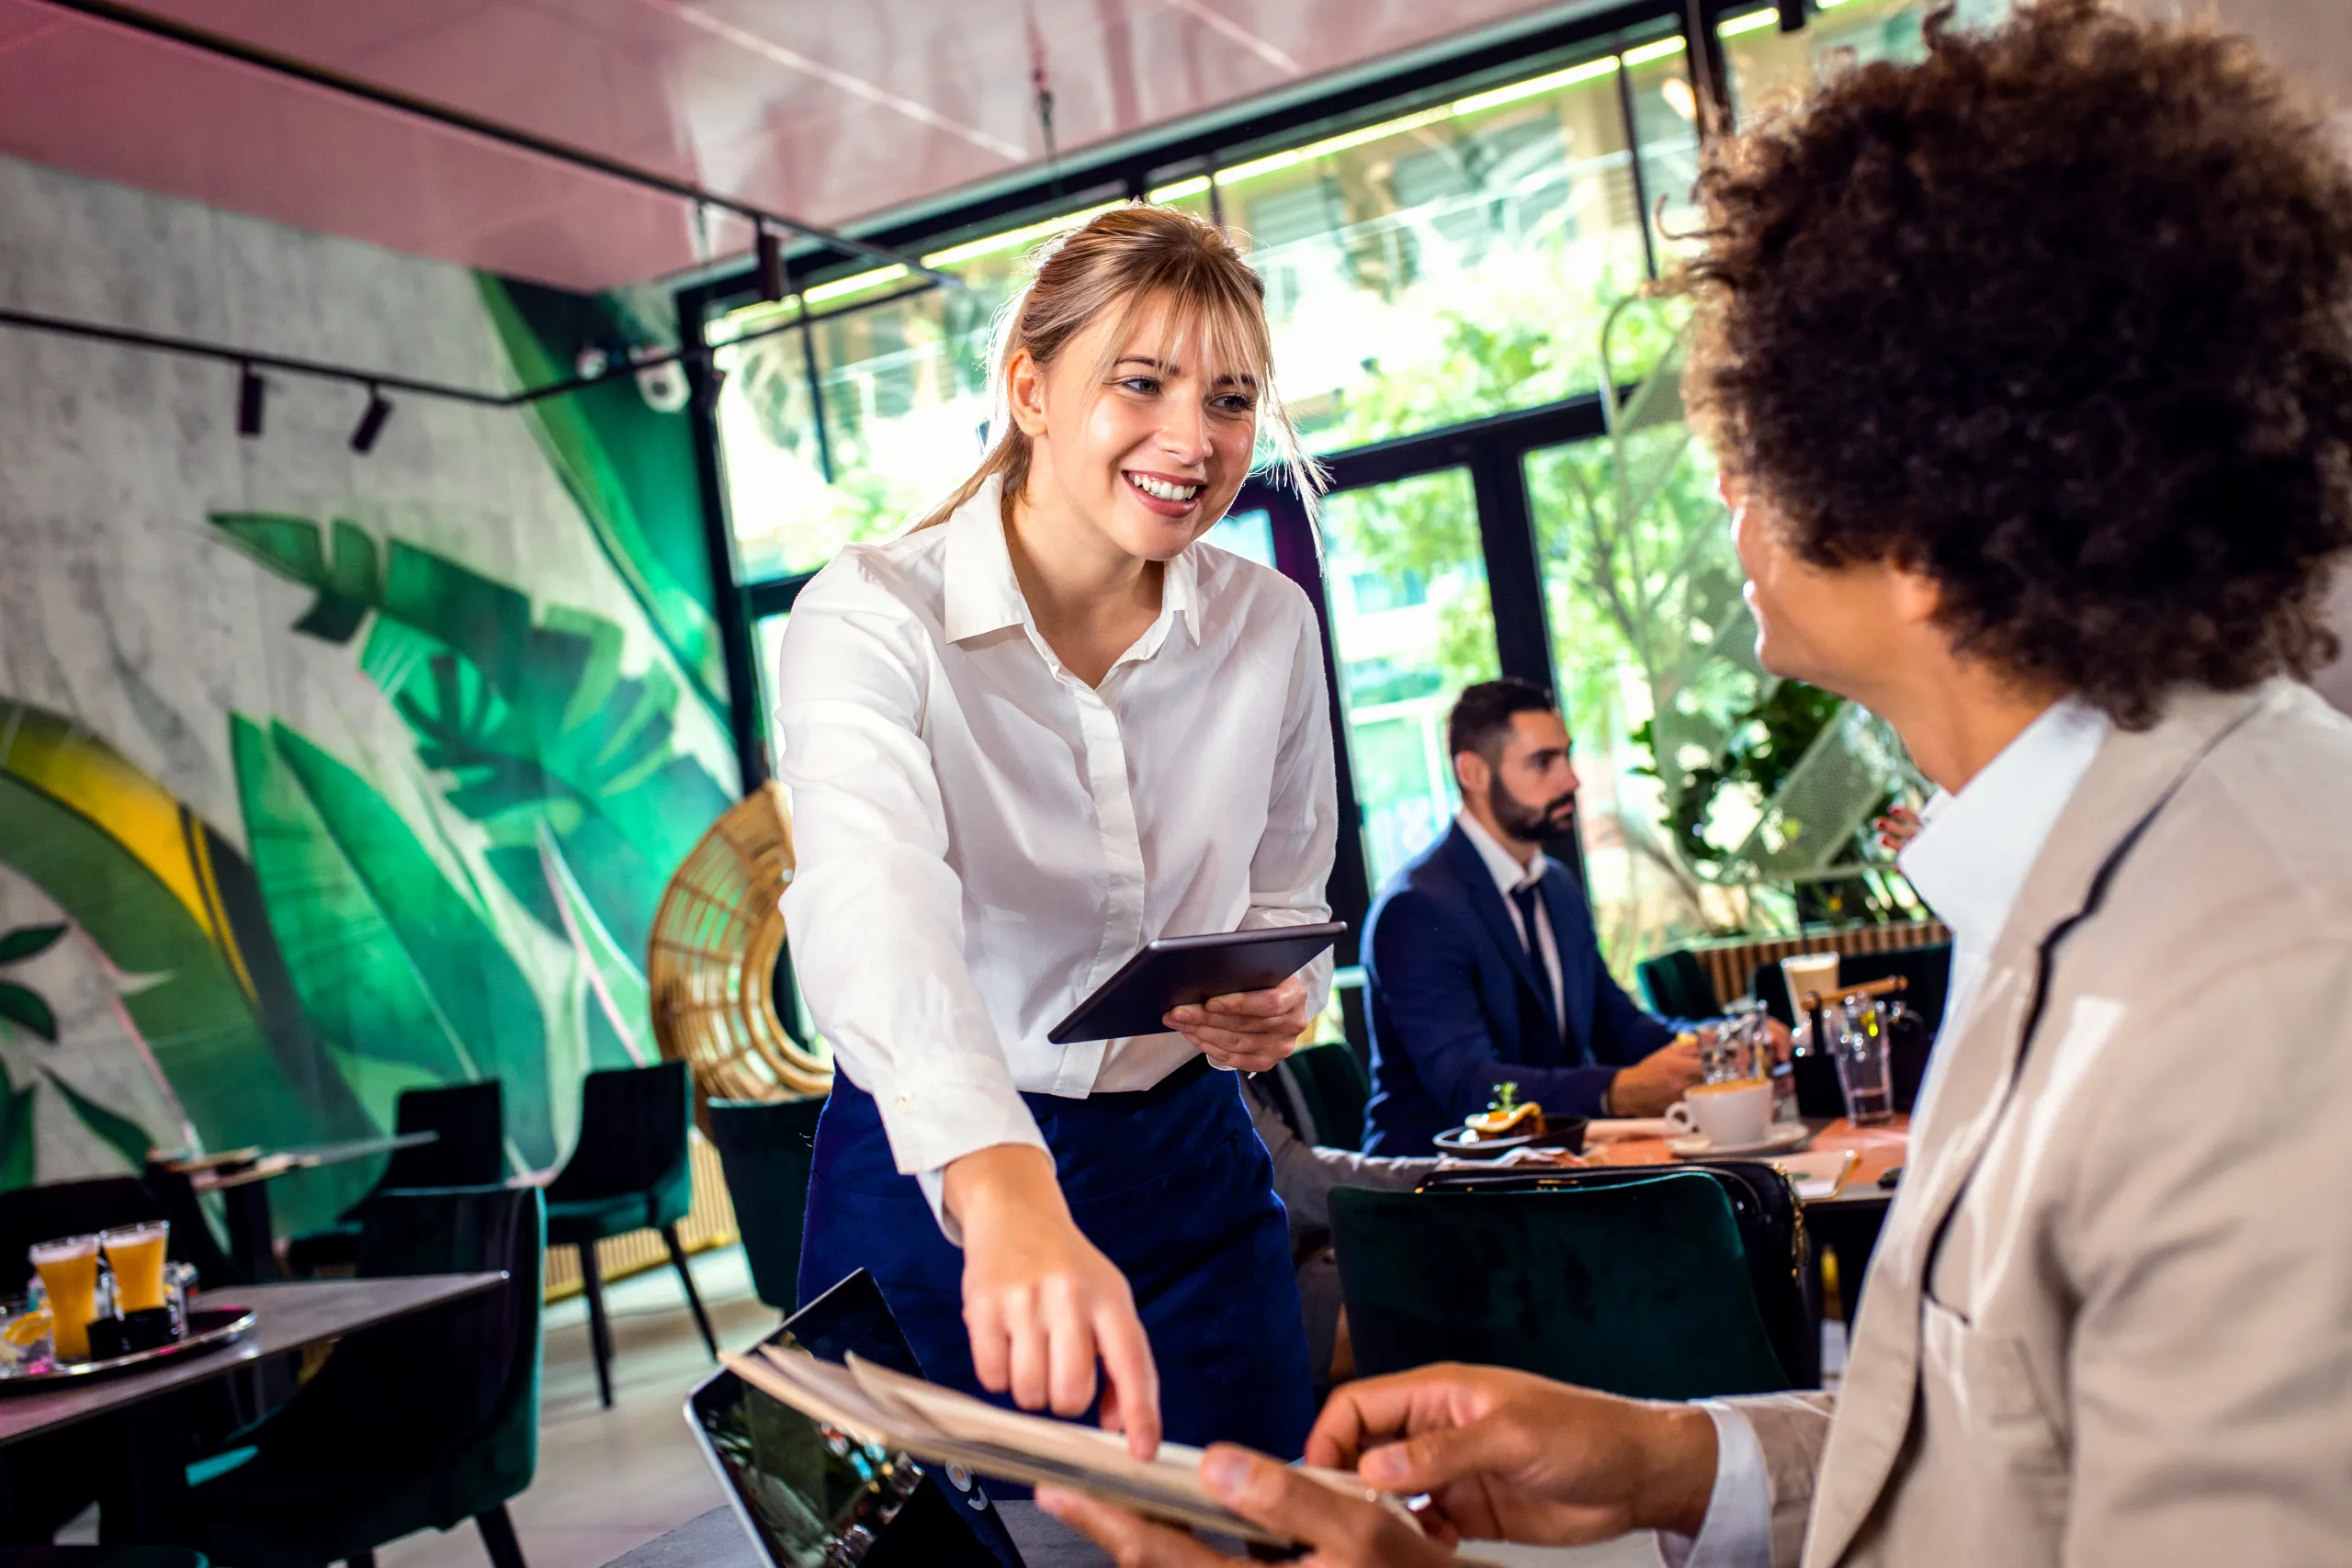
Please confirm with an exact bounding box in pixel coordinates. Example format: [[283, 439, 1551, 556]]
[[773, 479, 1338, 1223]]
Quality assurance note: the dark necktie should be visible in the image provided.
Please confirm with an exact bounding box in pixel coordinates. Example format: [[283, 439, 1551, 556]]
[[1510, 884, 1543, 959]]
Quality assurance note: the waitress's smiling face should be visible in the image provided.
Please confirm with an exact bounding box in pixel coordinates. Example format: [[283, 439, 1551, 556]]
[[1012, 290, 1261, 562]]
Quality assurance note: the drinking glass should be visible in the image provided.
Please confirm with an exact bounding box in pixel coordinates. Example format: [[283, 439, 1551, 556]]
[[1834, 997, 1895, 1126], [1702, 999, 1770, 1084], [28, 1235, 100, 1360], [98, 1222, 169, 1315]]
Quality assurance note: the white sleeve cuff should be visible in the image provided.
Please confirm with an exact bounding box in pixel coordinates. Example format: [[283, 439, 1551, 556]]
[[1657, 1401, 1773, 1568]]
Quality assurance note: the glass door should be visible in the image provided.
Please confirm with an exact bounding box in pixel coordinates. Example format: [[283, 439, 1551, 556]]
[[1316, 468, 1501, 891]]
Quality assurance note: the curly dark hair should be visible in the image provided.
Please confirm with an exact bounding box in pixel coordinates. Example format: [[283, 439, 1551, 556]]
[[1681, 0, 2352, 728]]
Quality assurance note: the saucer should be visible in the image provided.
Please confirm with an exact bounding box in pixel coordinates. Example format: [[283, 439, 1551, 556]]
[[1668, 1121, 1814, 1158]]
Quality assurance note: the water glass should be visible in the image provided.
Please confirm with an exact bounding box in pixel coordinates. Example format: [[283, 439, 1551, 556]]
[[1834, 997, 1895, 1127]]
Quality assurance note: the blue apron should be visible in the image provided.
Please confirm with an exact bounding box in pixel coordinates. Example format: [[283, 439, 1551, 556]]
[[797, 1055, 1316, 1461]]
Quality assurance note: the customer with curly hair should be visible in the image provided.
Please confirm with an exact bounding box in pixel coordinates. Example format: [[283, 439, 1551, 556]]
[[1039, 3, 2352, 1563]]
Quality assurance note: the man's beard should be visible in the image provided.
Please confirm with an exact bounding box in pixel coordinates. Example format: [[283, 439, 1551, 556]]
[[1487, 776, 1576, 845]]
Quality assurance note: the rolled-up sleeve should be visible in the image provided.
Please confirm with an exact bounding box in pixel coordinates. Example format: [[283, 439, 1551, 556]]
[[773, 568, 1046, 1235], [1240, 594, 1340, 1017]]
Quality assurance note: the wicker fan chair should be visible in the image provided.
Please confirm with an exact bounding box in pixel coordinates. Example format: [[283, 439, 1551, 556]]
[[649, 782, 832, 1115]]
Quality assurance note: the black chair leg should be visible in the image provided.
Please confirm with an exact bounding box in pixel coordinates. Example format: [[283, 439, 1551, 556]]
[[477, 1501, 528, 1568], [662, 1224, 718, 1361], [576, 1242, 614, 1408]]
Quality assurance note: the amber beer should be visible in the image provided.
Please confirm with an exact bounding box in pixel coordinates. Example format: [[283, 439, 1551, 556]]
[[99, 1222, 169, 1315], [28, 1235, 99, 1360]]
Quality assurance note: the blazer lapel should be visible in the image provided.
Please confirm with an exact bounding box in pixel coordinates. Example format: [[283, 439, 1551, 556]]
[[1439, 826, 1561, 1046], [1804, 685, 2274, 1567]]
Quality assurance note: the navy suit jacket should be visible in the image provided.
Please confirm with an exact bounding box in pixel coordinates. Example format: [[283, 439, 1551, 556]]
[[1360, 822, 1675, 1155]]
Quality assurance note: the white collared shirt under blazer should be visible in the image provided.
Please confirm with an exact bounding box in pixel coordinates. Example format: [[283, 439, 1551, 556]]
[[772, 479, 1338, 1226], [1727, 680, 2352, 1566]]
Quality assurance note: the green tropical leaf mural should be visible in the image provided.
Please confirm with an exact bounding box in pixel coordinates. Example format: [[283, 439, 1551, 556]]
[[474, 275, 728, 717], [0, 703, 373, 1222], [209, 516, 730, 963], [40, 1067, 155, 1174], [0, 1060, 35, 1191], [231, 716, 557, 1168], [0, 925, 65, 964], [0, 985, 55, 1043]]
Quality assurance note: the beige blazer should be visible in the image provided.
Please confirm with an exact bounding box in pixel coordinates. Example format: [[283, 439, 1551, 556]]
[[1732, 680, 2352, 1567]]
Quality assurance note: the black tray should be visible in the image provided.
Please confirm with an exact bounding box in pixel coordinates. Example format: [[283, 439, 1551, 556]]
[[0, 1305, 255, 1388]]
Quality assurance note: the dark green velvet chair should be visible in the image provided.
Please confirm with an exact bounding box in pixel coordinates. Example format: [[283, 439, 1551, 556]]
[[1331, 1173, 1793, 1399], [704, 1097, 825, 1315], [189, 1184, 543, 1568], [1278, 1042, 1372, 1151], [1636, 950, 1721, 1021], [285, 1081, 507, 1277], [544, 1060, 715, 1407]]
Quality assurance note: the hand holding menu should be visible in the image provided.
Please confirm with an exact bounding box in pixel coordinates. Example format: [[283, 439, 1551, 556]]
[[723, 1343, 1418, 1549]]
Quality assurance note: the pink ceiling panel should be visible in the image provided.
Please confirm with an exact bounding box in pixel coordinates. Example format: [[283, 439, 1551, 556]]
[[0, 0, 1564, 291]]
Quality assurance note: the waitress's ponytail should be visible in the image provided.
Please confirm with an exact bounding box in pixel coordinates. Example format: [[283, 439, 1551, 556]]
[[914, 205, 1323, 530]]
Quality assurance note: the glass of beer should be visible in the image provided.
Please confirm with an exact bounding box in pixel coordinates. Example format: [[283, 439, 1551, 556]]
[[28, 1235, 100, 1360], [98, 1222, 170, 1315]]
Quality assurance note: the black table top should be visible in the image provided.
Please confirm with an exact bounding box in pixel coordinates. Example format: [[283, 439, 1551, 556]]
[[0, 1273, 503, 1446]]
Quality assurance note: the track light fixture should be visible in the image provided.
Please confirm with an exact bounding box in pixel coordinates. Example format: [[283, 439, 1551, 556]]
[[755, 224, 787, 304], [350, 385, 393, 454], [236, 363, 265, 437]]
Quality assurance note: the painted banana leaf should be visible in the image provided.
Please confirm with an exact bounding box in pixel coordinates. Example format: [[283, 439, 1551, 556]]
[[476, 273, 729, 717], [232, 716, 556, 1168], [538, 826, 650, 1071], [0, 703, 372, 1220], [0, 1058, 34, 1190], [209, 516, 729, 963]]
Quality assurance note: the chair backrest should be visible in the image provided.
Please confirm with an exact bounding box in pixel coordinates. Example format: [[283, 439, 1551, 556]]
[[1280, 1043, 1371, 1152], [1332, 1175, 1794, 1400], [1419, 1160, 1816, 1386], [329, 1185, 545, 1504], [1636, 950, 1720, 1021], [545, 1061, 691, 1214], [705, 1096, 825, 1313], [0, 1177, 167, 1294], [383, 1081, 507, 1190]]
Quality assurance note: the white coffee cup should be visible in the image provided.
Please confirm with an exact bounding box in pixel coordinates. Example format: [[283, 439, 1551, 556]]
[[1781, 951, 1841, 1016], [1666, 1078, 1775, 1149]]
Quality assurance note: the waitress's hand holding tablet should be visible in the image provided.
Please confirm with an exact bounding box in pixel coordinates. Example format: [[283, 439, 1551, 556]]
[[1165, 974, 1313, 1072], [1049, 922, 1346, 1072]]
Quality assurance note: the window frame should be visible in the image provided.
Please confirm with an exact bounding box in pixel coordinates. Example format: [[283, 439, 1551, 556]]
[[682, 0, 1791, 990]]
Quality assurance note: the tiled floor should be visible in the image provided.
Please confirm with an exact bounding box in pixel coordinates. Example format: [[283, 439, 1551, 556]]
[[377, 1245, 775, 1568]]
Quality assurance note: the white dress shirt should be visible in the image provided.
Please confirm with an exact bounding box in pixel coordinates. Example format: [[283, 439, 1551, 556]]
[[1666, 695, 2111, 1567], [1455, 809, 1566, 1024], [772, 478, 1338, 1232]]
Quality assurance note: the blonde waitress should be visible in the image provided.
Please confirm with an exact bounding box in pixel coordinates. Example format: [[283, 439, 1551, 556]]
[[776, 207, 1336, 1460]]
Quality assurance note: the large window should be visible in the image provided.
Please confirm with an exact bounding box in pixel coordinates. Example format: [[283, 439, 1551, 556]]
[[701, 0, 2002, 997], [1318, 470, 1498, 887], [710, 17, 1707, 585]]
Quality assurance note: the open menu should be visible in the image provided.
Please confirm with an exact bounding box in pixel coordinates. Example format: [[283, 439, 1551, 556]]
[[722, 1344, 1419, 1549]]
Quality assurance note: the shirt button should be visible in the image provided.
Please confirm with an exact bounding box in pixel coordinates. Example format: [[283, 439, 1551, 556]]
[[894, 1093, 915, 1107]]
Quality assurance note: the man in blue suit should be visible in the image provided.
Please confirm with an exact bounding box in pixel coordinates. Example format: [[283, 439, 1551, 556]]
[[1361, 680, 1708, 1154]]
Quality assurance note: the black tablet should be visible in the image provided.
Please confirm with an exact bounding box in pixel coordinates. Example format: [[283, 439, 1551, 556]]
[[685, 1269, 1024, 1568], [1045, 921, 1345, 1045]]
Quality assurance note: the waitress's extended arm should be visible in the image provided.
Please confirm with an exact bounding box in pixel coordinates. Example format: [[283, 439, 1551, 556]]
[[774, 572, 1161, 1457], [1165, 594, 1340, 1067]]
